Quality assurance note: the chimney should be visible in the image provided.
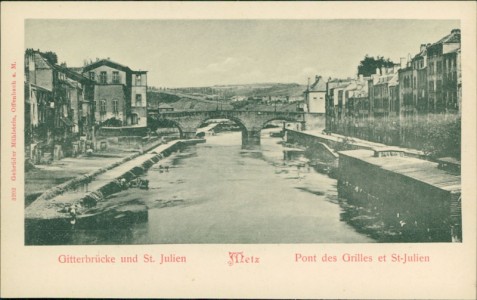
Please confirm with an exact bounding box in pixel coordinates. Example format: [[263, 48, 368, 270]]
[[420, 44, 427, 52], [359, 74, 363, 81], [400, 57, 406, 69], [307, 77, 310, 90], [315, 75, 320, 81], [376, 68, 380, 75], [380, 67, 385, 75]]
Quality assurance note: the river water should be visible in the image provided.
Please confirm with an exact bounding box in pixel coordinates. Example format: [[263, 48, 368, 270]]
[[70, 129, 375, 244]]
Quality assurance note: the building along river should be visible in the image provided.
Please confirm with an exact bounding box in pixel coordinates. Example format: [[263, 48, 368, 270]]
[[64, 128, 379, 245]]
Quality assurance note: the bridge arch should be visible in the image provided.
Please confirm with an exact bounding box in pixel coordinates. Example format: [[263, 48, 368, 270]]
[[148, 117, 184, 139], [260, 116, 304, 131], [194, 114, 257, 146], [151, 110, 305, 145]]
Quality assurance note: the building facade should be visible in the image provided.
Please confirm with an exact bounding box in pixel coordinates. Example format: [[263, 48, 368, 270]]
[[304, 75, 327, 113], [25, 49, 95, 163], [82, 59, 148, 127], [427, 29, 461, 114], [323, 29, 461, 151]]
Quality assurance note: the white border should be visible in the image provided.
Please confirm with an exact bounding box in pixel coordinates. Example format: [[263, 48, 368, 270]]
[[1, 2, 476, 298]]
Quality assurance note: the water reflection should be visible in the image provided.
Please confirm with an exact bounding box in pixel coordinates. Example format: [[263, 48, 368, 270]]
[[27, 129, 449, 245]]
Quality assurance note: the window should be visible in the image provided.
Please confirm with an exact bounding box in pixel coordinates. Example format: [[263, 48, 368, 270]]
[[100, 100, 107, 114], [131, 114, 138, 125], [89, 72, 95, 81], [135, 94, 142, 107], [437, 61, 442, 74], [112, 71, 120, 84], [112, 99, 119, 115], [136, 74, 142, 86], [100, 71, 107, 84]]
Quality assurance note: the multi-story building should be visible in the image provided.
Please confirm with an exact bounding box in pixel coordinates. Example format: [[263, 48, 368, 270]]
[[369, 66, 400, 120], [325, 79, 343, 131], [344, 78, 368, 117], [427, 29, 461, 114], [82, 59, 148, 127], [323, 28, 461, 153], [304, 75, 326, 113], [411, 45, 430, 115], [25, 49, 95, 163], [398, 62, 414, 120]]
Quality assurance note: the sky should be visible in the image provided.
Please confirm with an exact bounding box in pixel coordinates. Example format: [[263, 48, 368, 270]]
[[25, 19, 459, 88]]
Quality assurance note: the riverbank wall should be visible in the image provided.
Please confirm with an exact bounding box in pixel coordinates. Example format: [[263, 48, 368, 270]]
[[338, 149, 461, 242], [25, 139, 205, 245], [285, 129, 461, 242], [32, 138, 165, 204]]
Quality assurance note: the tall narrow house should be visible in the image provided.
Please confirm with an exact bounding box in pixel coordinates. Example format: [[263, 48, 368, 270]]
[[304, 75, 327, 113]]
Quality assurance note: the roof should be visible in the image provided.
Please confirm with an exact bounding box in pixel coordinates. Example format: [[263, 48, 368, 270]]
[[339, 149, 461, 193], [68, 67, 84, 73], [308, 76, 327, 92], [387, 73, 399, 87], [58, 66, 94, 84], [413, 47, 428, 61], [27, 51, 93, 84], [83, 59, 132, 73], [375, 74, 397, 85], [30, 83, 53, 93], [59, 79, 77, 89], [31, 52, 55, 69], [434, 29, 461, 45], [345, 82, 357, 91]]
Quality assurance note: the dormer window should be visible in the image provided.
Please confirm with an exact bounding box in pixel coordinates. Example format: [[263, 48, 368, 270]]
[[136, 74, 142, 86], [112, 71, 120, 84], [100, 71, 107, 84]]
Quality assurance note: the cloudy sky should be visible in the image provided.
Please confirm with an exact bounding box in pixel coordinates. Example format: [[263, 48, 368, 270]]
[[26, 19, 459, 88]]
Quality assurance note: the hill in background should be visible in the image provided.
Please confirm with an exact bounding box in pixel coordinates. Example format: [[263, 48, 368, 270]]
[[147, 82, 306, 112]]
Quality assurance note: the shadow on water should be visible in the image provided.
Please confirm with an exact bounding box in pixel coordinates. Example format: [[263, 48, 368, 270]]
[[264, 135, 451, 243], [170, 147, 198, 166], [25, 199, 150, 245], [28, 132, 452, 245]]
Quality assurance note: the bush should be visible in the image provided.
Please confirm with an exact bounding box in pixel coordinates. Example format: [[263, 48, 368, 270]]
[[417, 116, 461, 160]]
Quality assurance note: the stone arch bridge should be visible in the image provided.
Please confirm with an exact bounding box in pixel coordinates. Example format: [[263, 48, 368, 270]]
[[149, 110, 306, 145]]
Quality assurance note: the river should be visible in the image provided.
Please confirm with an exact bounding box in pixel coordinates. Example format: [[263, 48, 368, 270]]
[[69, 129, 375, 244]]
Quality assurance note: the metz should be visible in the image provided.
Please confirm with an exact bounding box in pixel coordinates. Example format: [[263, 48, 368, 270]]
[[228, 252, 260, 266]]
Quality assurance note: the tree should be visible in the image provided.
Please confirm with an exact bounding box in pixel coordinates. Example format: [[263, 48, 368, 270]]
[[357, 55, 395, 77], [42, 51, 58, 65]]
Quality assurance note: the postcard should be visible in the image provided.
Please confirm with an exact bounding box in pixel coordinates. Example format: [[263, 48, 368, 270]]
[[1, 1, 476, 299]]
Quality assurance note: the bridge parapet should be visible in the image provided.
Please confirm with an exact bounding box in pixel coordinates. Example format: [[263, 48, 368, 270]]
[[150, 110, 306, 145]]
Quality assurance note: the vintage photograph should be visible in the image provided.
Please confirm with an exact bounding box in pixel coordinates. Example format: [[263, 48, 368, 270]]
[[24, 19, 462, 245]]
